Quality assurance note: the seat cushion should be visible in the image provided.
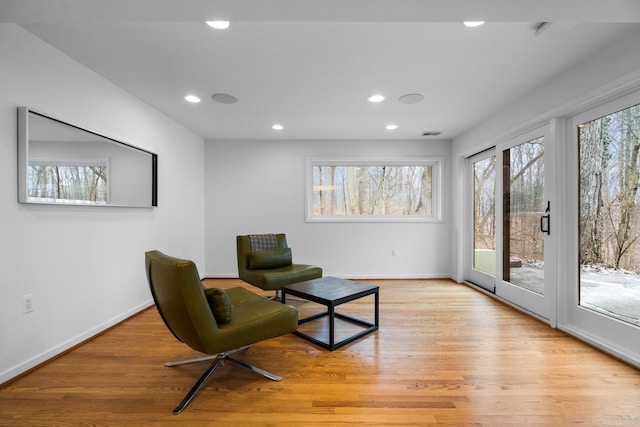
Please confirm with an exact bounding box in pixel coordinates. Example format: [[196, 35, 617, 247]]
[[216, 287, 299, 350], [204, 288, 233, 324], [240, 264, 323, 291], [249, 248, 292, 269]]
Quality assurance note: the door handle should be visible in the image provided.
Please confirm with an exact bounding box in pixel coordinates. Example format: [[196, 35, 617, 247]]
[[540, 215, 550, 235], [540, 201, 550, 235]]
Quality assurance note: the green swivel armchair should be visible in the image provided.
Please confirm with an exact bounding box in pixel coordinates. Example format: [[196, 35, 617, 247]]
[[236, 234, 322, 300], [145, 250, 298, 414]]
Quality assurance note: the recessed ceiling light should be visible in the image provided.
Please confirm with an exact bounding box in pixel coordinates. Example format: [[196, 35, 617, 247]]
[[184, 95, 201, 103], [206, 20, 230, 30], [211, 93, 238, 104], [463, 21, 485, 28], [368, 94, 385, 103], [398, 93, 424, 104], [385, 124, 398, 130], [272, 124, 284, 130]]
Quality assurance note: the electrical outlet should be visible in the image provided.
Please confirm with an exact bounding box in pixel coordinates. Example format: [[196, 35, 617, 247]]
[[391, 248, 397, 256], [23, 294, 34, 314]]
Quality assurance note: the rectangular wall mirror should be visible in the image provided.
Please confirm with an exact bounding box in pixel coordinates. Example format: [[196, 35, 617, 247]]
[[18, 107, 157, 207]]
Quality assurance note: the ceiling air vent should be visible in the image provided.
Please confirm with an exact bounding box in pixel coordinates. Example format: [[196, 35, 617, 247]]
[[534, 22, 551, 36], [422, 131, 442, 136]]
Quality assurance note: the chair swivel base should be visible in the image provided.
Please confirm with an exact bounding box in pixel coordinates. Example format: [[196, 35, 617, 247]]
[[165, 345, 282, 415]]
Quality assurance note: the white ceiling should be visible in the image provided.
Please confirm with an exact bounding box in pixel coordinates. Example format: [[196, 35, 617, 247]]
[[3, 0, 640, 140]]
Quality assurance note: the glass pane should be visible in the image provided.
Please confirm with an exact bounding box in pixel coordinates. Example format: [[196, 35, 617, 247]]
[[503, 137, 545, 294], [473, 156, 496, 275], [311, 164, 433, 217], [579, 103, 640, 327]]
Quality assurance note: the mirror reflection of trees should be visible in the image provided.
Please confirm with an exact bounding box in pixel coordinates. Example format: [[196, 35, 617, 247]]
[[312, 165, 432, 216], [28, 163, 108, 204], [580, 103, 640, 272]]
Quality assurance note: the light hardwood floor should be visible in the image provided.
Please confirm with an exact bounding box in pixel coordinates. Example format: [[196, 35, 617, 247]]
[[1, 279, 639, 426]]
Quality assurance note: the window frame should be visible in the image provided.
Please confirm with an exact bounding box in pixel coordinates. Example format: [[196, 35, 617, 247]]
[[305, 157, 444, 223], [559, 87, 640, 367]]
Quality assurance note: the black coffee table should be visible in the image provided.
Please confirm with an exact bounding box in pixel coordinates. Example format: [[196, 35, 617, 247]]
[[281, 276, 379, 351]]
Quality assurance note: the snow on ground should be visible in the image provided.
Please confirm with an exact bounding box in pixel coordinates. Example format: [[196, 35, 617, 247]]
[[510, 263, 640, 326], [581, 268, 640, 326]]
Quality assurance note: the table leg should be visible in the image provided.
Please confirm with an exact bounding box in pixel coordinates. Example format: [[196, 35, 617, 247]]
[[375, 289, 379, 327], [329, 304, 335, 350], [282, 286, 379, 351]]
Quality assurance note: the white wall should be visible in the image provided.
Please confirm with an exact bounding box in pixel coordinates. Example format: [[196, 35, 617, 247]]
[[0, 24, 206, 384], [204, 138, 452, 278]]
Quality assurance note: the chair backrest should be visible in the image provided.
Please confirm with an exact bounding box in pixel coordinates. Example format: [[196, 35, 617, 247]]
[[236, 233, 288, 272], [145, 250, 218, 354]]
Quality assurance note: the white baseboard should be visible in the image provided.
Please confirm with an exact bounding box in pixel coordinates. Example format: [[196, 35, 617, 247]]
[[0, 299, 154, 386], [326, 273, 452, 279], [461, 281, 640, 369], [557, 324, 640, 369], [205, 273, 454, 280]]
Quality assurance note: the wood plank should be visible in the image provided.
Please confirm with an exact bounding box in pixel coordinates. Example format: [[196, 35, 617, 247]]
[[1, 279, 638, 426]]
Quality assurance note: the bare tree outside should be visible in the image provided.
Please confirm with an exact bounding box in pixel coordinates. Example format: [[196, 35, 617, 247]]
[[473, 155, 496, 275], [503, 137, 545, 293], [580, 104, 640, 272], [579, 102, 640, 326], [474, 156, 496, 251], [312, 164, 434, 217]]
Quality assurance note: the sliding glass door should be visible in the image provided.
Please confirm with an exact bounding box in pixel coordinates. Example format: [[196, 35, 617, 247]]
[[578, 102, 640, 328], [562, 91, 640, 363], [497, 129, 552, 319], [464, 91, 639, 363], [468, 149, 497, 291], [467, 125, 556, 321]]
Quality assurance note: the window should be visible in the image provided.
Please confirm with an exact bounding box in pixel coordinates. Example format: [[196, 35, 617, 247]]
[[503, 136, 545, 293], [578, 101, 640, 327], [28, 159, 109, 205], [306, 158, 443, 222], [473, 153, 496, 276]]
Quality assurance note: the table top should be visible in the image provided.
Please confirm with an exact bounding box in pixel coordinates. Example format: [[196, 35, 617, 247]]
[[282, 276, 378, 305]]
